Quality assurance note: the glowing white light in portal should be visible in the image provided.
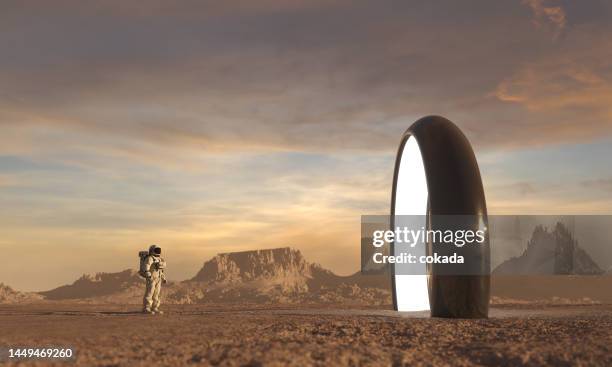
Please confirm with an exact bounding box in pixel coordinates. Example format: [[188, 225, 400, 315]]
[[394, 136, 430, 312]]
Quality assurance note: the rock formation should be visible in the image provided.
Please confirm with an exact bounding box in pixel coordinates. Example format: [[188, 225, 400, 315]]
[[494, 222, 603, 275], [177, 247, 390, 304]]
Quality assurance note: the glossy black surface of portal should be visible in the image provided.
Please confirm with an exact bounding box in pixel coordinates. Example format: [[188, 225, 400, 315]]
[[390, 115, 490, 318]]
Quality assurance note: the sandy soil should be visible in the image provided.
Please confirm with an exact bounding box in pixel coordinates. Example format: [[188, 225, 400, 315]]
[[1, 303, 611, 366]]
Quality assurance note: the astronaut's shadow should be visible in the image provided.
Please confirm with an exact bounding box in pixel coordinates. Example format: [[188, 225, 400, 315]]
[[98, 311, 146, 316]]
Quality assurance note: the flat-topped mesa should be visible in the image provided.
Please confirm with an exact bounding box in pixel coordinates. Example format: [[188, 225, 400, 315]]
[[191, 247, 312, 283]]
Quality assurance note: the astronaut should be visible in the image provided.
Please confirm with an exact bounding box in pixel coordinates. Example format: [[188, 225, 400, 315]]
[[140, 245, 167, 314]]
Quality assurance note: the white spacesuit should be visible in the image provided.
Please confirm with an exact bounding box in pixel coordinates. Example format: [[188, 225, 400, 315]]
[[141, 245, 166, 314]]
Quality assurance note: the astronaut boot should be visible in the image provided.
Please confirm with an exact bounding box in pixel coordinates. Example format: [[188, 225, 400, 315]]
[[152, 309, 164, 315], [143, 308, 154, 315]]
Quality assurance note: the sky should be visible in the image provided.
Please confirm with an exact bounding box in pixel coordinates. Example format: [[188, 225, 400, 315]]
[[1, 0, 612, 291]]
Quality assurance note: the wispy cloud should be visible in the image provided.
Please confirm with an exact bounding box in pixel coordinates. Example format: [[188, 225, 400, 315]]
[[2, 0, 611, 159], [522, 0, 567, 39]]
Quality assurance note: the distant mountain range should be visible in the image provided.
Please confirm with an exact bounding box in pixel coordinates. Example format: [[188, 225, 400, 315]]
[[493, 222, 604, 275], [39, 270, 144, 300], [27, 248, 391, 305], [2, 226, 611, 305]]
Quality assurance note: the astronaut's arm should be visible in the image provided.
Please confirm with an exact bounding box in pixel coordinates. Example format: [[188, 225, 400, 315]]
[[141, 256, 154, 278]]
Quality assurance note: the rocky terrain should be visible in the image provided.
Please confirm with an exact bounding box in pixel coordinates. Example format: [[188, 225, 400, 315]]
[[1, 303, 611, 366], [493, 222, 604, 275]]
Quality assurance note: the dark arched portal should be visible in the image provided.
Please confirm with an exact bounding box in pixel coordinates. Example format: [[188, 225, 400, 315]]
[[390, 116, 490, 318]]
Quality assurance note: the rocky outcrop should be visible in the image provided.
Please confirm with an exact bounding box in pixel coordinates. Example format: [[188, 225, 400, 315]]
[[189, 248, 313, 294], [0, 283, 43, 303], [494, 223, 603, 275], [191, 247, 312, 283]]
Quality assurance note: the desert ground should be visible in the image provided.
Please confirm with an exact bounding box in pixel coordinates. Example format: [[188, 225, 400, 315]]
[[1, 303, 611, 367]]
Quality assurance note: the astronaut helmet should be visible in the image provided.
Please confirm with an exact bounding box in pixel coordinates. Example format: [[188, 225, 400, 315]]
[[149, 245, 162, 257]]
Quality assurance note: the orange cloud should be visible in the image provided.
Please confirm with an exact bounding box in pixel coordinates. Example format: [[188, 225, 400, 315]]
[[522, 0, 566, 39], [496, 61, 612, 112]]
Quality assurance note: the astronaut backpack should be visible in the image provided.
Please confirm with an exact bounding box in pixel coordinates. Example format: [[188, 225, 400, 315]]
[[138, 251, 149, 278]]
